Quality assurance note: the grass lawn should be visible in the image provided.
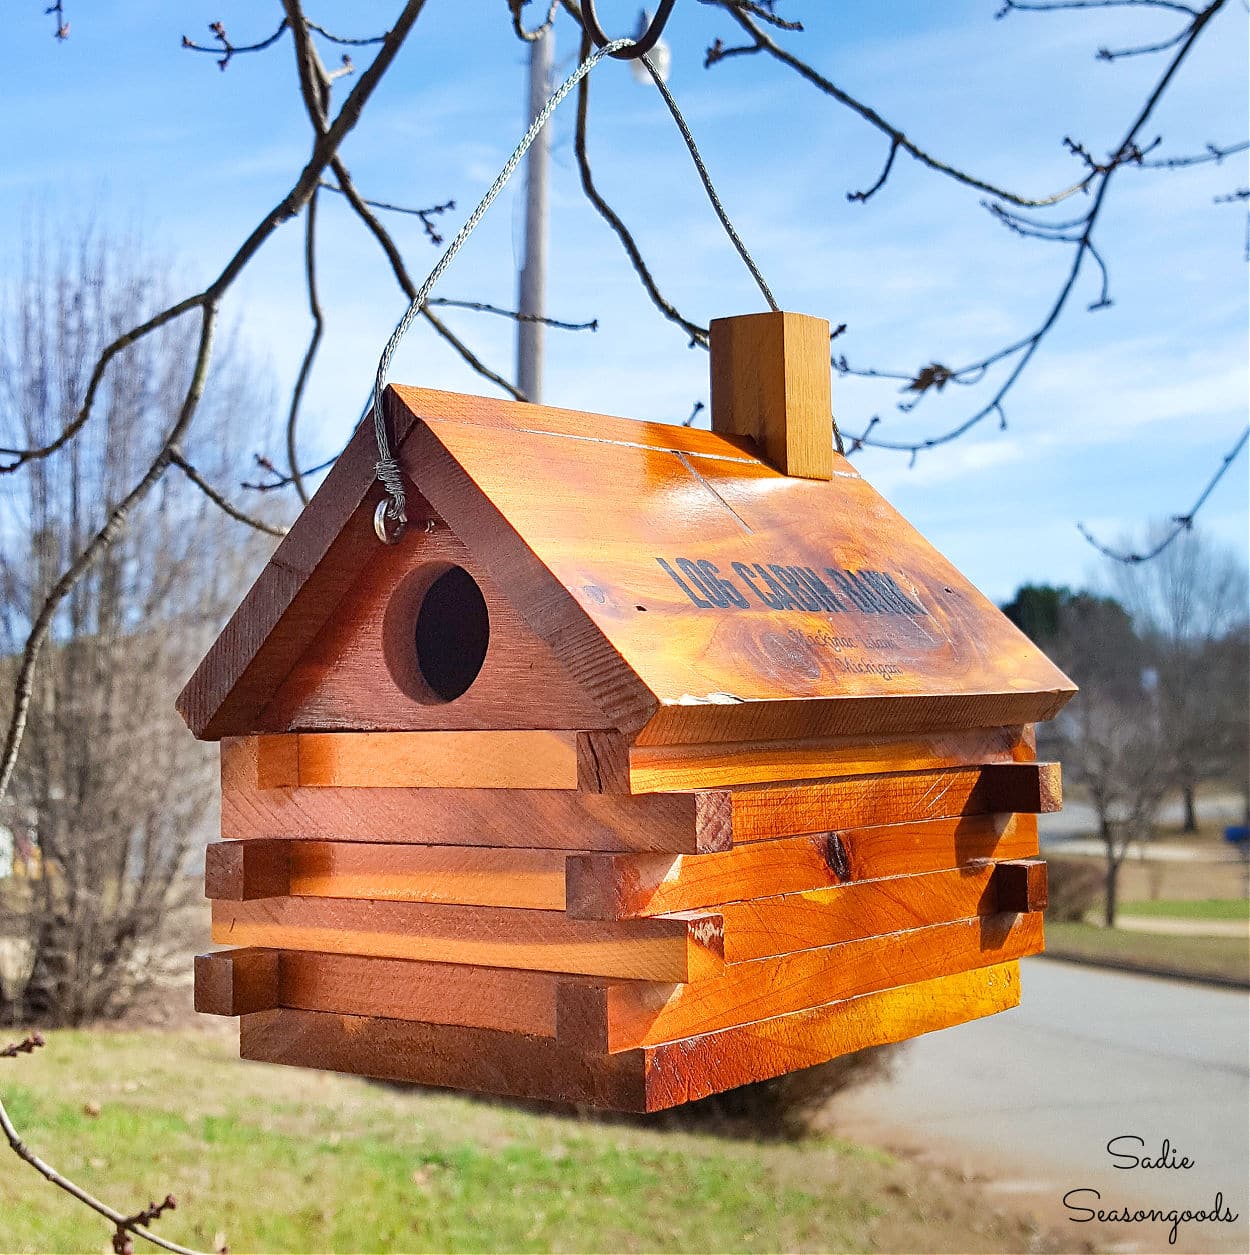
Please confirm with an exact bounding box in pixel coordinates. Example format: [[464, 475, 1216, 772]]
[[1120, 898, 1250, 921], [0, 1023, 1065, 1255], [1045, 921, 1250, 984]]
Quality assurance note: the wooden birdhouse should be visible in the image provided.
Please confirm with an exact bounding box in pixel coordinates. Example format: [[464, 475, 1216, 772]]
[[180, 311, 1075, 1112]]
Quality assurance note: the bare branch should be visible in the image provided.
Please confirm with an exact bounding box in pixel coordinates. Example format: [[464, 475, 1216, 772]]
[[169, 451, 289, 536], [573, 30, 710, 348], [1139, 138, 1248, 167], [703, 0, 1103, 208], [509, 0, 560, 41], [45, 0, 69, 40], [1078, 426, 1249, 561], [0, 301, 219, 805], [318, 180, 455, 244], [997, 0, 1199, 16], [428, 298, 597, 331], [847, 0, 1229, 458], [182, 19, 289, 71], [848, 139, 900, 203], [3, 1037, 210, 1255]]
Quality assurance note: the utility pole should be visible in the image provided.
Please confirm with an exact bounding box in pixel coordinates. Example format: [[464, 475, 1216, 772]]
[[516, 26, 552, 404]]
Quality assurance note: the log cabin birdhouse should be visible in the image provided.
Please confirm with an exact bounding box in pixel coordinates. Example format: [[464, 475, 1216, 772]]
[[181, 311, 1075, 1112]]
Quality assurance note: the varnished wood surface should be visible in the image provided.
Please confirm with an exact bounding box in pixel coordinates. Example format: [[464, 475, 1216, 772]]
[[268, 730, 580, 790], [237, 962, 1021, 1112], [716, 863, 1002, 962], [221, 737, 732, 854], [726, 764, 1059, 842], [177, 409, 425, 740], [240, 1007, 649, 1109], [201, 948, 562, 1035], [995, 857, 1049, 913], [393, 385, 1076, 745], [258, 522, 606, 733], [628, 724, 1034, 792], [211, 897, 725, 981], [558, 910, 1043, 1051], [640, 962, 1020, 1109], [204, 840, 291, 901], [710, 312, 833, 480], [194, 949, 278, 1016], [204, 840, 569, 910], [566, 813, 1038, 919]]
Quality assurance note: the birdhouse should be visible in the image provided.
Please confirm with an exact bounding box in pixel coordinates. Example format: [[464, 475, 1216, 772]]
[[180, 311, 1074, 1112]]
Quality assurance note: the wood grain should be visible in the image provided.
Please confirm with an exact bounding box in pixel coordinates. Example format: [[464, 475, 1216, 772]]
[[239, 1007, 648, 1109], [639, 961, 1021, 1109], [260, 949, 560, 1034], [258, 521, 607, 733], [710, 311, 834, 480], [726, 763, 1059, 843], [181, 384, 1074, 744], [176, 409, 426, 740], [393, 386, 1076, 746], [211, 897, 724, 981], [994, 858, 1049, 913], [204, 839, 290, 901], [717, 863, 1000, 962], [628, 724, 1034, 792], [194, 949, 278, 1016], [566, 812, 1039, 919], [204, 840, 569, 909], [237, 962, 1020, 1111], [291, 730, 579, 790], [558, 910, 1044, 1051], [220, 736, 732, 854]]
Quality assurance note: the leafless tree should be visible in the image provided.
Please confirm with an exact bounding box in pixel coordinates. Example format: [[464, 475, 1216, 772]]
[[1047, 592, 1172, 925], [0, 228, 284, 1025], [1107, 525, 1250, 833]]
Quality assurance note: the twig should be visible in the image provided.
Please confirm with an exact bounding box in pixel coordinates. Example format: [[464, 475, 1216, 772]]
[[428, 298, 597, 331], [509, 0, 560, 41], [702, 0, 1106, 208], [573, 28, 710, 348], [2, 1036, 211, 1254], [317, 181, 454, 245], [169, 452, 289, 536], [845, 0, 1229, 460], [1078, 426, 1249, 561]]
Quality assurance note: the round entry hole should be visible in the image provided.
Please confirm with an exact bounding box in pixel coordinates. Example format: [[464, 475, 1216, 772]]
[[414, 565, 489, 702]]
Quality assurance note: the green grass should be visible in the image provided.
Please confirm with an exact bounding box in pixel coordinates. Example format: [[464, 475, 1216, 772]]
[[1119, 898, 1250, 921], [1045, 921, 1250, 984], [0, 1025, 1055, 1255]]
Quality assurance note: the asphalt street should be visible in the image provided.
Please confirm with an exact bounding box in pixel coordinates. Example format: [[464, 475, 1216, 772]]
[[827, 958, 1250, 1253]]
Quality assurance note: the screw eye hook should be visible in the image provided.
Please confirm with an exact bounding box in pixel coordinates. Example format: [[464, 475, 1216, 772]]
[[582, 0, 677, 60]]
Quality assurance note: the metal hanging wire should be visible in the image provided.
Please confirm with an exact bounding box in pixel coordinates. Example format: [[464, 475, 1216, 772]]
[[371, 21, 783, 543]]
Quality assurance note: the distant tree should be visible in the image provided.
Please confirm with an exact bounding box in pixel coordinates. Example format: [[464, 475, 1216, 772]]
[[1107, 526, 1250, 833], [1002, 584, 1072, 644], [0, 229, 282, 1025], [1040, 590, 1166, 925]]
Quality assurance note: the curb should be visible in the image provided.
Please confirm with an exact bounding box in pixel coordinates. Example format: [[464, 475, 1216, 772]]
[[1036, 949, 1250, 991]]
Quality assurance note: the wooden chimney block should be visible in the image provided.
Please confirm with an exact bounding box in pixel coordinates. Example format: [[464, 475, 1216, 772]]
[[177, 309, 1073, 1110], [710, 311, 834, 480]]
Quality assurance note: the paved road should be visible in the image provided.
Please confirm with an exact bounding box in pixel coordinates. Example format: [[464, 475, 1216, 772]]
[[828, 959, 1250, 1253]]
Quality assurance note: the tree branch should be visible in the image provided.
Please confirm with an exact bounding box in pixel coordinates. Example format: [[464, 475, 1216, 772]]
[[1078, 426, 1249, 562]]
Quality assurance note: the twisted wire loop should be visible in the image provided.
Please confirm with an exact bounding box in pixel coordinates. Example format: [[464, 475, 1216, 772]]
[[371, 37, 631, 540], [371, 30, 788, 542]]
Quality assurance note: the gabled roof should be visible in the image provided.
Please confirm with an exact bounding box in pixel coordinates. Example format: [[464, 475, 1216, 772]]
[[178, 386, 1075, 744]]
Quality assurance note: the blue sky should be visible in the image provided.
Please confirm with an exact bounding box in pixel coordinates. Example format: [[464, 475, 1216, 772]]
[[5, 0, 1247, 602]]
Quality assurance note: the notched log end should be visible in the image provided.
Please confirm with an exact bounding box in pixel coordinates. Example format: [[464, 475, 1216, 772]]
[[194, 948, 279, 1016]]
